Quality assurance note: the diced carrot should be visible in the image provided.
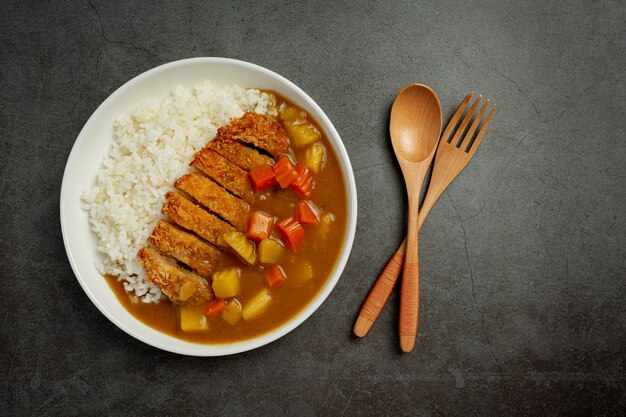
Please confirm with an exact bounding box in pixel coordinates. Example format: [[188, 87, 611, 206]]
[[272, 156, 299, 188], [205, 299, 227, 317], [246, 211, 274, 241], [249, 165, 277, 192], [296, 200, 320, 225], [290, 165, 314, 198], [276, 217, 305, 251], [266, 265, 287, 288]]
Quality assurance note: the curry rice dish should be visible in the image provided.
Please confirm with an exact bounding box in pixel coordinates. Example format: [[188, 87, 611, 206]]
[[102, 94, 347, 344]]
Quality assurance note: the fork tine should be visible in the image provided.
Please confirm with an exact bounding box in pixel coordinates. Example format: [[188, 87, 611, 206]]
[[460, 98, 490, 151], [451, 95, 482, 147], [467, 103, 496, 157], [440, 92, 473, 144]]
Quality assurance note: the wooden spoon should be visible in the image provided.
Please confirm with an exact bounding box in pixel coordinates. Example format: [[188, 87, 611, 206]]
[[388, 84, 442, 352]]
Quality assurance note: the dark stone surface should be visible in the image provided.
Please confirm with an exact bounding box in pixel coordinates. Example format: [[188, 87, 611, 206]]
[[1, 0, 625, 415]]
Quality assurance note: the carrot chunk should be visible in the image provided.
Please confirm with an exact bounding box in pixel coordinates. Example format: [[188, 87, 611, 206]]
[[249, 165, 277, 192], [205, 299, 227, 317], [276, 217, 305, 251], [296, 200, 320, 225], [273, 156, 299, 188], [266, 265, 287, 288], [246, 211, 274, 241], [290, 165, 314, 198]]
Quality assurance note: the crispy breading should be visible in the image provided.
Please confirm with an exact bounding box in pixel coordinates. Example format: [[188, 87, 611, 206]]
[[175, 173, 249, 230], [148, 220, 222, 277], [190, 148, 254, 203], [207, 137, 274, 171], [137, 246, 213, 304], [217, 112, 288, 156], [162, 192, 235, 247]]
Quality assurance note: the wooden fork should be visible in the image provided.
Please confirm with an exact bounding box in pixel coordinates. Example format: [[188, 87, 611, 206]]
[[353, 92, 496, 337]]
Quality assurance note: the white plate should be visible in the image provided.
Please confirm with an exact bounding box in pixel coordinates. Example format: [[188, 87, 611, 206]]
[[60, 58, 357, 356]]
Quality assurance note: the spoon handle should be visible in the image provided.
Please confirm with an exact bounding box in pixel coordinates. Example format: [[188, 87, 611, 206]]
[[399, 197, 420, 352]]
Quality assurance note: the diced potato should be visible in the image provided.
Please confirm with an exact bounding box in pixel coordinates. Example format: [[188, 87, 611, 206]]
[[280, 106, 307, 123], [318, 212, 335, 239], [212, 267, 241, 298], [222, 231, 257, 264], [222, 299, 243, 326], [216, 234, 228, 248], [179, 303, 209, 332], [178, 282, 197, 302], [284, 122, 320, 148], [242, 289, 272, 320], [305, 143, 325, 173], [258, 239, 284, 265], [292, 259, 314, 283]]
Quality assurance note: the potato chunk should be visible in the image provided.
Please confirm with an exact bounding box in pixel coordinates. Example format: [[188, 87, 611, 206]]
[[178, 282, 197, 302], [212, 267, 241, 298], [292, 260, 314, 283], [179, 303, 209, 332], [318, 212, 335, 240], [222, 231, 257, 265], [242, 289, 272, 320], [258, 239, 284, 265], [284, 122, 320, 148], [305, 142, 325, 173], [280, 106, 307, 123], [222, 300, 243, 326]]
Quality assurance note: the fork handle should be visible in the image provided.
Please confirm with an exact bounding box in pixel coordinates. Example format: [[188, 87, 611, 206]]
[[353, 241, 406, 337]]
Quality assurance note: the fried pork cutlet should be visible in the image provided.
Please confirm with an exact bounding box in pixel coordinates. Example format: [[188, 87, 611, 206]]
[[148, 220, 222, 277], [191, 148, 254, 203], [207, 137, 274, 171], [162, 192, 235, 247], [217, 112, 288, 157], [137, 246, 213, 304], [175, 173, 249, 230]]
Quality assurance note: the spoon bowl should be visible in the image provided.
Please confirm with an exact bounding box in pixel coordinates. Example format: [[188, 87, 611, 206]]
[[390, 85, 442, 164]]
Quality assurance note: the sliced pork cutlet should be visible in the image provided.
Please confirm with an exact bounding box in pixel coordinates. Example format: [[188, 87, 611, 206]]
[[217, 112, 288, 157], [175, 173, 249, 230], [162, 192, 235, 247], [207, 137, 274, 171], [137, 246, 213, 304], [148, 220, 222, 277], [190, 148, 254, 203]]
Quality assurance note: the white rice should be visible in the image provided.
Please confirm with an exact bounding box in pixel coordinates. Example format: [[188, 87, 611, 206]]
[[81, 80, 273, 303]]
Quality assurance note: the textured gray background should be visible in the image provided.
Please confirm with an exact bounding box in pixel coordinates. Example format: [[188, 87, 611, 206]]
[[1, 0, 625, 415]]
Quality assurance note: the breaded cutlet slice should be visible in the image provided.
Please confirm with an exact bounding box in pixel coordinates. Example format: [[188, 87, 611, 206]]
[[137, 246, 213, 304], [190, 148, 254, 203], [217, 112, 288, 157], [148, 220, 222, 277], [207, 137, 274, 171], [162, 192, 235, 247], [175, 173, 249, 230]]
